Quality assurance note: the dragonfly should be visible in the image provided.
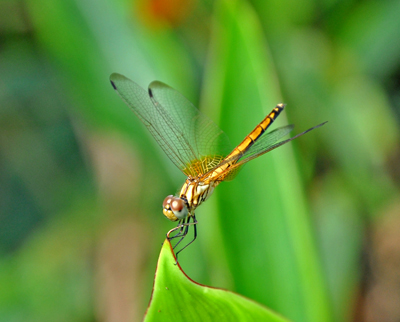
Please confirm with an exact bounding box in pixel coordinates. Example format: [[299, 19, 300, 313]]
[[110, 73, 326, 255]]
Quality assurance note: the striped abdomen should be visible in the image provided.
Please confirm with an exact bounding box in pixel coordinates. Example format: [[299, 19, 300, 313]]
[[225, 104, 284, 161], [204, 104, 285, 181]]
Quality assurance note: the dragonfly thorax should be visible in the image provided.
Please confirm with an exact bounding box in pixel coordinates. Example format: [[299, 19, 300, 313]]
[[162, 178, 217, 222]]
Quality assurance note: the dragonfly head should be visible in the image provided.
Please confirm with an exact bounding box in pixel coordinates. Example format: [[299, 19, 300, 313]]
[[162, 195, 189, 221]]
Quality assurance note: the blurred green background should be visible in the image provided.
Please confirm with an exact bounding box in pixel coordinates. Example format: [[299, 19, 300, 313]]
[[1, 0, 399, 321]]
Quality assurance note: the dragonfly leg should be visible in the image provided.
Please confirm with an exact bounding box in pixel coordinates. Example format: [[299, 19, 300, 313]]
[[167, 219, 187, 240], [174, 215, 198, 259], [165, 215, 198, 263], [171, 217, 191, 249]]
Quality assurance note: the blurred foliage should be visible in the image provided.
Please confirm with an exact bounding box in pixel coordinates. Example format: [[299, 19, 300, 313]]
[[0, 0, 399, 321]]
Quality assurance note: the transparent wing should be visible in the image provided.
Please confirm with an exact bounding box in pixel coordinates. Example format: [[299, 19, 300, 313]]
[[110, 73, 232, 176], [203, 121, 327, 183]]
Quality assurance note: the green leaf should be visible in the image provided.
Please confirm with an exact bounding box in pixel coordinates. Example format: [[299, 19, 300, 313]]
[[199, 1, 333, 321], [144, 240, 290, 322]]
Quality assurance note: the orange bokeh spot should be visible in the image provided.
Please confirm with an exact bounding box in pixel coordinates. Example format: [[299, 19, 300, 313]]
[[137, 0, 194, 28]]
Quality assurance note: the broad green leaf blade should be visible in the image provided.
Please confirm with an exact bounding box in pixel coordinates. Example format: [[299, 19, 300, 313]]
[[199, 1, 332, 322], [144, 240, 290, 322]]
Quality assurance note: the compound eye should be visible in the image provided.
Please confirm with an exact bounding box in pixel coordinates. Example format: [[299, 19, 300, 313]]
[[163, 195, 174, 208], [170, 198, 188, 219], [171, 198, 184, 212]]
